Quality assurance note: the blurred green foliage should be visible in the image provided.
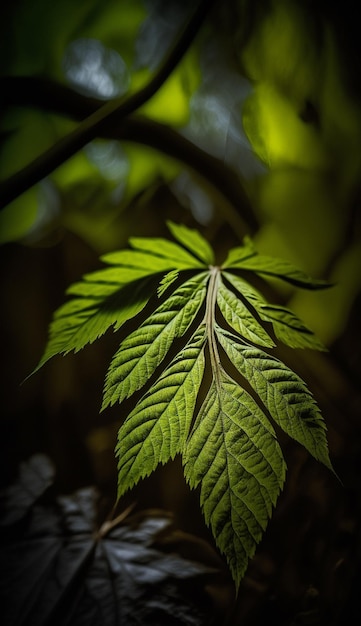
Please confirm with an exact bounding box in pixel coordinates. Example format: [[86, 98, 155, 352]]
[[1, 0, 361, 345]]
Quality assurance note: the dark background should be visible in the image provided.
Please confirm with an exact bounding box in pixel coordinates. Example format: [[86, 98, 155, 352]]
[[1, 1, 361, 623]]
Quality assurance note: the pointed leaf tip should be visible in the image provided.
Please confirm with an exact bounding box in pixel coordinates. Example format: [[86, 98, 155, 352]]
[[167, 221, 215, 265]]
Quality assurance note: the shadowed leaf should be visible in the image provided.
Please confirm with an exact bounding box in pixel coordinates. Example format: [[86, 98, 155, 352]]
[[0, 460, 225, 626]]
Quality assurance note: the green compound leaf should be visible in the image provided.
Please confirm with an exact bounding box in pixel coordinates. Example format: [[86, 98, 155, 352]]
[[166, 220, 215, 265], [217, 329, 333, 470], [183, 368, 286, 588], [117, 327, 206, 496], [33, 223, 335, 590], [102, 274, 207, 409]]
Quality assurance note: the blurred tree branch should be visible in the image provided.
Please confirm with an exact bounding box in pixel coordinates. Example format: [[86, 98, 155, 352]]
[[0, 75, 258, 236], [0, 0, 216, 210]]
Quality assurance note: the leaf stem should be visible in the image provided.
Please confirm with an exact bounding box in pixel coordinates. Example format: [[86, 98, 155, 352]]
[[206, 266, 222, 386], [98, 502, 136, 539]]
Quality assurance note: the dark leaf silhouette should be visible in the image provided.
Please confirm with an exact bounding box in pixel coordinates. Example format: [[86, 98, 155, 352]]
[[0, 456, 229, 626], [0, 454, 55, 526]]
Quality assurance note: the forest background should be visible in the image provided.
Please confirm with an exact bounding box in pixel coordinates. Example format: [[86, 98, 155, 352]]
[[1, 0, 361, 624]]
